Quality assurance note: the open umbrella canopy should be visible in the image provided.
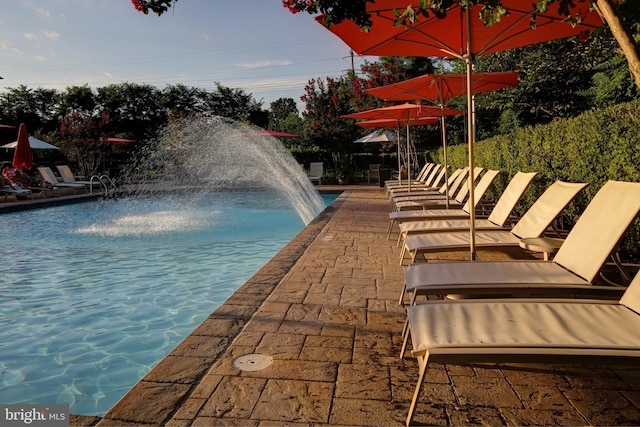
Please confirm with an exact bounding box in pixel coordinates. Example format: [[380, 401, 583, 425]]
[[365, 71, 520, 103], [355, 116, 440, 128], [319, 1, 604, 59], [12, 123, 34, 169], [319, 1, 604, 260], [2, 136, 60, 150], [354, 129, 396, 143], [343, 102, 464, 120]]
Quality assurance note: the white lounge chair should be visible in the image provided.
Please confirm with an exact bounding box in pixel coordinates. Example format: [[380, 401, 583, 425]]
[[402, 172, 559, 263], [37, 167, 86, 192], [391, 168, 469, 207], [393, 167, 484, 211], [398, 180, 587, 254], [388, 165, 450, 198], [0, 185, 32, 200], [386, 169, 501, 238], [404, 270, 640, 426], [402, 180, 640, 304], [384, 163, 434, 191], [308, 162, 324, 185], [56, 165, 98, 187]]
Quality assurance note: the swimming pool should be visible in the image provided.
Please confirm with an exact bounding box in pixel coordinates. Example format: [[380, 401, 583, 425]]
[[0, 191, 336, 415]]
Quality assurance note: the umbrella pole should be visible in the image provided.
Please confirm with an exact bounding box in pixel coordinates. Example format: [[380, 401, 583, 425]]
[[396, 127, 402, 185], [465, 6, 477, 261], [406, 123, 411, 192], [440, 106, 450, 209]]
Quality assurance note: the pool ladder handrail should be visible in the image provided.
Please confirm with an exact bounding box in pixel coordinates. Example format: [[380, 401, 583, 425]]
[[89, 175, 117, 196]]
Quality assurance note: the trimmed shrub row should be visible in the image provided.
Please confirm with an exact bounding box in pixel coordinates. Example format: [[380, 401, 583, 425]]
[[436, 99, 640, 260]]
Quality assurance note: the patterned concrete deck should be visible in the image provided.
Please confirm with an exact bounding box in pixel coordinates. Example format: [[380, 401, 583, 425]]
[[72, 187, 640, 426]]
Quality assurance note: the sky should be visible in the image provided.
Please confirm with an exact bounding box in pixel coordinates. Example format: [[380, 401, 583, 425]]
[[0, 0, 367, 113]]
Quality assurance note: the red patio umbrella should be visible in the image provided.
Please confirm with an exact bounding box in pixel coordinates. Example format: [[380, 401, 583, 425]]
[[318, 1, 605, 260], [343, 103, 463, 190], [13, 123, 33, 170], [365, 71, 520, 206], [256, 130, 302, 138], [106, 137, 136, 144]]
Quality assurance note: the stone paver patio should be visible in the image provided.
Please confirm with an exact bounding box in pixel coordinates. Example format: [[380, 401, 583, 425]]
[[66, 186, 640, 426]]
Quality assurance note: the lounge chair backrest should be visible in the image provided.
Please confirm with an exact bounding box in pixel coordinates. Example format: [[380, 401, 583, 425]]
[[56, 165, 76, 183], [454, 167, 484, 203], [430, 166, 448, 188], [309, 162, 323, 177], [621, 272, 640, 314], [554, 180, 640, 283], [460, 169, 501, 213], [37, 167, 60, 185], [423, 164, 442, 187], [416, 163, 432, 182], [441, 167, 470, 195], [486, 171, 538, 226], [438, 168, 463, 194], [510, 181, 588, 238]]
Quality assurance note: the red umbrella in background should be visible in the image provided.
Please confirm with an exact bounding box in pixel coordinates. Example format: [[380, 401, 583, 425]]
[[318, 1, 605, 260], [366, 71, 520, 206], [106, 137, 136, 144], [355, 116, 439, 128], [13, 123, 33, 170], [343, 103, 463, 190], [256, 130, 302, 138]]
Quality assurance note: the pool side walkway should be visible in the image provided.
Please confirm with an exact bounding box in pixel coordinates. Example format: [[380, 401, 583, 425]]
[[65, 185, 640, 426]]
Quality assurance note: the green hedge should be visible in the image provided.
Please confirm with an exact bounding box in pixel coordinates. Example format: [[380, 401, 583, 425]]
[[436, 99, 640, 260]]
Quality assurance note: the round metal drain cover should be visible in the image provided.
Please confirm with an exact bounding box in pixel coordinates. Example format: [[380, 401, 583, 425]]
[[233, 354, 273, 371]]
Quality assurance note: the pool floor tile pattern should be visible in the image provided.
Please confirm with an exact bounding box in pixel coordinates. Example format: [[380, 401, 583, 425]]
[[70, 187, 640, 426]]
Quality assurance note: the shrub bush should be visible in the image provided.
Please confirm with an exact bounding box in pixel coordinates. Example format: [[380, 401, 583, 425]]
[[436, 99, 640, 260]]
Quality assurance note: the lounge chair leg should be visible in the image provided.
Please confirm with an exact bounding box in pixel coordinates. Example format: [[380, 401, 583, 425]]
[[398, 286, 405, 306], [387, 220, 394, 239], [399, 245, 407, 265], [406, 352, 429, 426]]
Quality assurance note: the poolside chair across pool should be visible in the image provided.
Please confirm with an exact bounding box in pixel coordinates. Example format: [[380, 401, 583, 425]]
[[37, 167, 86, 193]]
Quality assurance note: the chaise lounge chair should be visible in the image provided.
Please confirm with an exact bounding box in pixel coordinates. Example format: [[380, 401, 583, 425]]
[[392, 168, 475, 210], [401, 172, 565, 263], [385, 163, 434, 190], [0, 185, 32, 200], [386, 169, 501, 238], [56, 165, 99, 187], [398, 180, 587, 254], [387, 163, 445, 195], [37, 167, 86, 193], [403, 269, 640, 426], [402, 180, 640, 304], [307, 162, 325, 185]]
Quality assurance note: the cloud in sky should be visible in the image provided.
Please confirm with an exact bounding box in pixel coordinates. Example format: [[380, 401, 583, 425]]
[[44, 31, 60, 41], [237, 60, 294, 69], [23, 33, 38, 40], [35, 8, 50, 18]]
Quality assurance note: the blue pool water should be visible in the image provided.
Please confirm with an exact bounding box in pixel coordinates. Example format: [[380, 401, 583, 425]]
[[0, 191, 336, 415]]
